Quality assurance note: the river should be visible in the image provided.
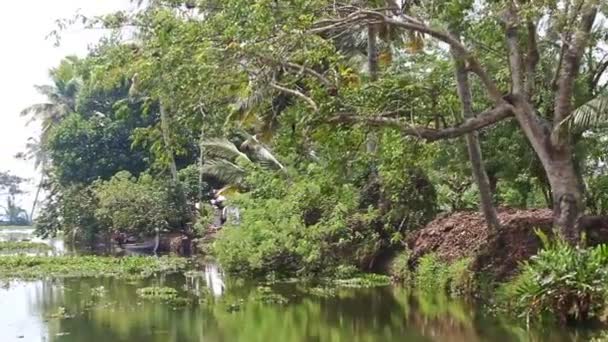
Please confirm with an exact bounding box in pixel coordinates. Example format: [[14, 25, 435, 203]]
[[0, 228, 600, 342]]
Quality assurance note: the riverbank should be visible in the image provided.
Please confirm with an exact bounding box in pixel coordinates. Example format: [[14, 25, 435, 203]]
[[407, 208, 608, 280]]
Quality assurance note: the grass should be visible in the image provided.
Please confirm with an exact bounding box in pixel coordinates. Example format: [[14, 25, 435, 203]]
[[0, 255, 189, 280], [0, 241, 53, 252]]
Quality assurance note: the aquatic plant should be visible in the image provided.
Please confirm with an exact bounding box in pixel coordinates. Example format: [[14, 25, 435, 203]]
[[0, 255, 188, 280], [136, 286, 179, 300], [255, 286, 289, 304], [333, 273, 391, 288], [0, 241, 52, 252]]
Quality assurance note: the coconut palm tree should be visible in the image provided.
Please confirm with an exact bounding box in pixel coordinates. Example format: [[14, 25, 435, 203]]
[[561, 92, 608, 131], [15, 137, 48, 223], [21, 56, 81, 145], [201, 135, 284, 187]]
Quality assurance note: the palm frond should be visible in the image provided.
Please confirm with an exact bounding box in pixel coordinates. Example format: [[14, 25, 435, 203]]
[[240, 135, 284, 169], [255, 147, 285, 170], [202, 159, 247, 185], [20, 103, 57, 118], [561, 92, 608, 131], [202, 138, 251, 162]]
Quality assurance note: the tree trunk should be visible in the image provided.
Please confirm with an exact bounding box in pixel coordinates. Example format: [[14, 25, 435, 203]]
[[198, 125, 205, 203], [544, 150, 584, 244], [367, 24, 379, 81], [452, 46, 500, 231], [159, 101, 179, 183], [508, 99, 583, 243], [366, 24, 379, 158], [29, 174, 44, 224]]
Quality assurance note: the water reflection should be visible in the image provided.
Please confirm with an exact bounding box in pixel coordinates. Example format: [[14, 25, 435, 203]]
[[0, 229, 600, 341], [0, 268, 598, 342], [204, 263, 225, 296]]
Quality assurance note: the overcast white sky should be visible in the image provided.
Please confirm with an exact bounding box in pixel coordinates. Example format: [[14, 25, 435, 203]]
[[0, 0, 134, 212]]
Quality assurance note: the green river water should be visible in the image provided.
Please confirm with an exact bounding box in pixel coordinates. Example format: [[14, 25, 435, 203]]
[[0, 227, 601, 342]]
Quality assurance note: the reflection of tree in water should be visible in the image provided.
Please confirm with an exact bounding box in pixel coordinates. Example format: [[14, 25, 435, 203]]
[[17, 275, 587, 342]]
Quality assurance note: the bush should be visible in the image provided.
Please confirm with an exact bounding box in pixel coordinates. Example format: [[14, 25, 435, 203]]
[[415, 253, 450, 294], [94, 171, 181, 235], [498, 232, 608, 323], [414, 253, 474, 297], [212, 166, 384, 277], [390, 250, 412, 284]]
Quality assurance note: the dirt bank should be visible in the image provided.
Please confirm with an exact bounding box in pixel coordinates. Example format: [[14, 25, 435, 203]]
[[407, 208, 608, 280]]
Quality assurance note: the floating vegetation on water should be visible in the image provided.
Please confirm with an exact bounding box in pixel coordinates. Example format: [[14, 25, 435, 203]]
[[90, 286, 107, 299], [307, 286, 337, 298], [0, 241, 52, 252], [255, 286, 289, 304], [48, 306, 72, 319], [136, 286, 179, 300], [0, 255, 188, 280], [136, 286, 192, 306], [333, 273, 391, 288]]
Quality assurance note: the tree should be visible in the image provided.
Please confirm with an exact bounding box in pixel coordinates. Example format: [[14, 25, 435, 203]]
[[15, 137, 49, 223], [0, 171, 29, 225], [21, 56, 81, 145], [319, 1, 605, 244]]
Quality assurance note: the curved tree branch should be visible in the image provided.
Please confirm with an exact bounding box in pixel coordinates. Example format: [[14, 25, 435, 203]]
[[328, 104, 514, 142], [553, 4, 598, 127], [270, 82, 319, 112], [311, 9, 504, 104]]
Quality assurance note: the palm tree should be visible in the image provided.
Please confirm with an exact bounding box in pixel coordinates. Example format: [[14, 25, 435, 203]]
[[201, 135, 284, 187], [561, 92, 608, 131], [21, 56, 81, 145], [15, 137, 48, 223]]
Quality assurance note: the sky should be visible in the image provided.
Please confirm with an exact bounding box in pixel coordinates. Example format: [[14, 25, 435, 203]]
[[0, 0, 135, 213]]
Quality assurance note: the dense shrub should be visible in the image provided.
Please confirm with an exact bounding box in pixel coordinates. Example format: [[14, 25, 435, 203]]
[[212, 166, 385, 277], [390, 250, 412, 283], [94, 171, 187, 236], [498, 232, 608, 323], [414, 253, 475, 297]]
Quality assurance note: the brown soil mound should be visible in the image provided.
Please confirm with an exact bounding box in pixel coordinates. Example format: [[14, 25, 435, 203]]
[[407, 208, 608, 280]]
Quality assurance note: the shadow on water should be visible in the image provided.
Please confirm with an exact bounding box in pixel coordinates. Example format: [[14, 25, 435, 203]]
[[0, 229, 603, 341]]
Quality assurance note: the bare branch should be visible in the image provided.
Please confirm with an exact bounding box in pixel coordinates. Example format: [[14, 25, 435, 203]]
[[502, 6, 525, 94], [525, 21, 540, 98], [311, 9, 504, 104], [327, 104, 514, 142], [283, 62, 334, 88], [270, 82, 319, 112], [591, 55, 608, 92], [553, 4, 598, 127]]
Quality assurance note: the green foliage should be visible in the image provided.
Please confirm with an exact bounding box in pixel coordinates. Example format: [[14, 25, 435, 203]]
[[136, 286, 179, 300], [254, 286, 289, 304], [498, 232, 608, 323], [35, 184, 101, 242], [415, 253, 451, 294], [332, 273, 391, 288], [212, 165, 386, 277], [0, 241, 52, 253], [0, 255, 188, 280], [94, 171, 176, 235], [414, 254, 475, 297], [390, 250, 412, 284]]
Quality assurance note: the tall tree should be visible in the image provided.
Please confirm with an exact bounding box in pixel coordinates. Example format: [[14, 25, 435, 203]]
[[21, 56, 80, 144], [323, 1, 604, 244]]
